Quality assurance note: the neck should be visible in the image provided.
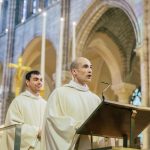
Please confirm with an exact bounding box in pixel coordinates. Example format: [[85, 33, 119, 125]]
[[73, 79, 86, 87], [27, 89, 40, 97]]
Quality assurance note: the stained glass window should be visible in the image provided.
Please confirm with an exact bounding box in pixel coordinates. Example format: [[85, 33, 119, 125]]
[[131, 86, 141, 106]]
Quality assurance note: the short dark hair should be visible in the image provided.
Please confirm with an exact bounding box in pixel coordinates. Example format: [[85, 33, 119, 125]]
[[70, 59, 79, 71], [25, 70, 40, 80], [70, 61, 77, 70], [70, 57, 90, 71]]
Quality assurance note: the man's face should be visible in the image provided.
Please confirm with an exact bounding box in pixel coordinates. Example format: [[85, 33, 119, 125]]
[[72, 58, 92, 85], [26, 74, 43, 94]]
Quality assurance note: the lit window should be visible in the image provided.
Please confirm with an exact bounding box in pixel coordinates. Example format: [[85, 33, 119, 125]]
[[131, 87, 141, 106]]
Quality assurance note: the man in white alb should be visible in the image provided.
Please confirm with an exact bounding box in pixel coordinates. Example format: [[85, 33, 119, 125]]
[[42, 57, 102, 150], [2, 70, 46, 150]]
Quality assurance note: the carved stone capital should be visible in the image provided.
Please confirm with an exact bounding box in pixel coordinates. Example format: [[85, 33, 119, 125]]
[[111, 82, 136, 104]]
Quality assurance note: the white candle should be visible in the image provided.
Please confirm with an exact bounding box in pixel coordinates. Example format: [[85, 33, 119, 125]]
[[41, 12, 47, 87], [56, 18, 64, 88], [72, 21, 76, 61]]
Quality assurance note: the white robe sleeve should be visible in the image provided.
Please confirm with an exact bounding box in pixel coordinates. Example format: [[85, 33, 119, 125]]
[[43, 90, 81, 150], [5, 98, 39, 149]]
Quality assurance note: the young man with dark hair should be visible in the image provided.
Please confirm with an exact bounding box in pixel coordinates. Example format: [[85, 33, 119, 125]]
[[2, 70, 46, 150]]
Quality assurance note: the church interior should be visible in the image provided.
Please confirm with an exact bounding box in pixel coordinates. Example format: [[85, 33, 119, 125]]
[[0, 0, 150, 149]]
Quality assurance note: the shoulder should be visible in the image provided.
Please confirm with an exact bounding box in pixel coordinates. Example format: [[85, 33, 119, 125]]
[[9, 91, 33, 107], [6, 94, 25, 112], [10, 93, 25, 104]]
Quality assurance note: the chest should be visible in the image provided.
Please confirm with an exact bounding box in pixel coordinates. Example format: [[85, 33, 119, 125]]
[[21, 99, 45, 123], [59, 90, 99, 118]]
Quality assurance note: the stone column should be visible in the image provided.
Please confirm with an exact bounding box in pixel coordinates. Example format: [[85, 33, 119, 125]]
[[61, 0, 70, 70], [0, 0, 16, 124], [136, 47, 149, 107], [111, 82, 136, 104], [135, 45, 149, 149], [136, 46, 149, 149], [140, 0, 150, 149]]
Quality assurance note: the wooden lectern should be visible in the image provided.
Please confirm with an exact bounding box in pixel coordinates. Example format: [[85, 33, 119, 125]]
[[76, 100, 150, 150]]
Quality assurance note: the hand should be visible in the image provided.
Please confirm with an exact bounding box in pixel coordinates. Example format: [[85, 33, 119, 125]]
[[37, 129, 41, 141]]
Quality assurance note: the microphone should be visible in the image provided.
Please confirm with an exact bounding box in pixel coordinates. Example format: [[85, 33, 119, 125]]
[[100, 81, 111, 101], [100, 81, 109, 85]]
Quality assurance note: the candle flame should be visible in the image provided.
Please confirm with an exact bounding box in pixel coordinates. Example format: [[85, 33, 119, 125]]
[[61, 18, 64, 21], [43, 12, 47, 16], [73, 21, 76, 25]]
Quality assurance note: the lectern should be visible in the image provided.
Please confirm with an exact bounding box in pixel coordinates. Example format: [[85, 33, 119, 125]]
[[76, 100, 150, 149]]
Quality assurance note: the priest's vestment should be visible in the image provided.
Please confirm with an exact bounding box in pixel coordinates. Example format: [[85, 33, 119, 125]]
[[41, 80, 102, 150], [2, 91, 46, 150]]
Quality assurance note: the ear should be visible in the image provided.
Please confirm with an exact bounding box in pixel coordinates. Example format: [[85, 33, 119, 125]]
[[72, 68, 77, 76], [26, 80, 29, 86]]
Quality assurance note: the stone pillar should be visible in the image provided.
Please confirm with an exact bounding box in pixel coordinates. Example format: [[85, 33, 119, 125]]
[[135, 46, 149, 149], [136, 47, 149, 107], [0, 0, 16, 124], [111, 82, 136, 104], [139, 0, 150, 149], [61, 0, 70, 70]]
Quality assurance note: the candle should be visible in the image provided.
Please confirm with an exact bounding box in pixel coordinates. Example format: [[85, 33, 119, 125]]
[[72, 21, 76, 61], [41, 12, 47, 87], [56, 18, 64, 88]]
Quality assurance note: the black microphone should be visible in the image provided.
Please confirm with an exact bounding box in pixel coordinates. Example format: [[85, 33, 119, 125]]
[[100, 81, 109, 85], [100, 81, 111, 101]]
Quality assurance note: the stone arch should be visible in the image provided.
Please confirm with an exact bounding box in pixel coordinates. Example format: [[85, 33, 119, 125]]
[[76, 0, 140, 102], [20, 37, 56, 99], [83, 33, 123, 100], [77, 0, 141, 54], [84, 33, 123, 85]]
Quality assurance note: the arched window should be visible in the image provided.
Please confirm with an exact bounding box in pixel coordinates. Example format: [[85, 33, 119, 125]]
[[131, 86, 141, 106]]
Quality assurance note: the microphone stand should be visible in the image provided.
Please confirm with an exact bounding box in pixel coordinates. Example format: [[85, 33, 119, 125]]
[[101, 82, 111, 102]]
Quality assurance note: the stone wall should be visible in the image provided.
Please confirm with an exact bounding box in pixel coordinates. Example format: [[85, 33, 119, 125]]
[[13, 2, 61, 63], [0, 0, 144, 64]]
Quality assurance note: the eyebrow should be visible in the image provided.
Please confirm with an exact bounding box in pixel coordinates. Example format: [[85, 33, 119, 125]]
[[33, 77, 42, 80], [82, 64, 92, 67]]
